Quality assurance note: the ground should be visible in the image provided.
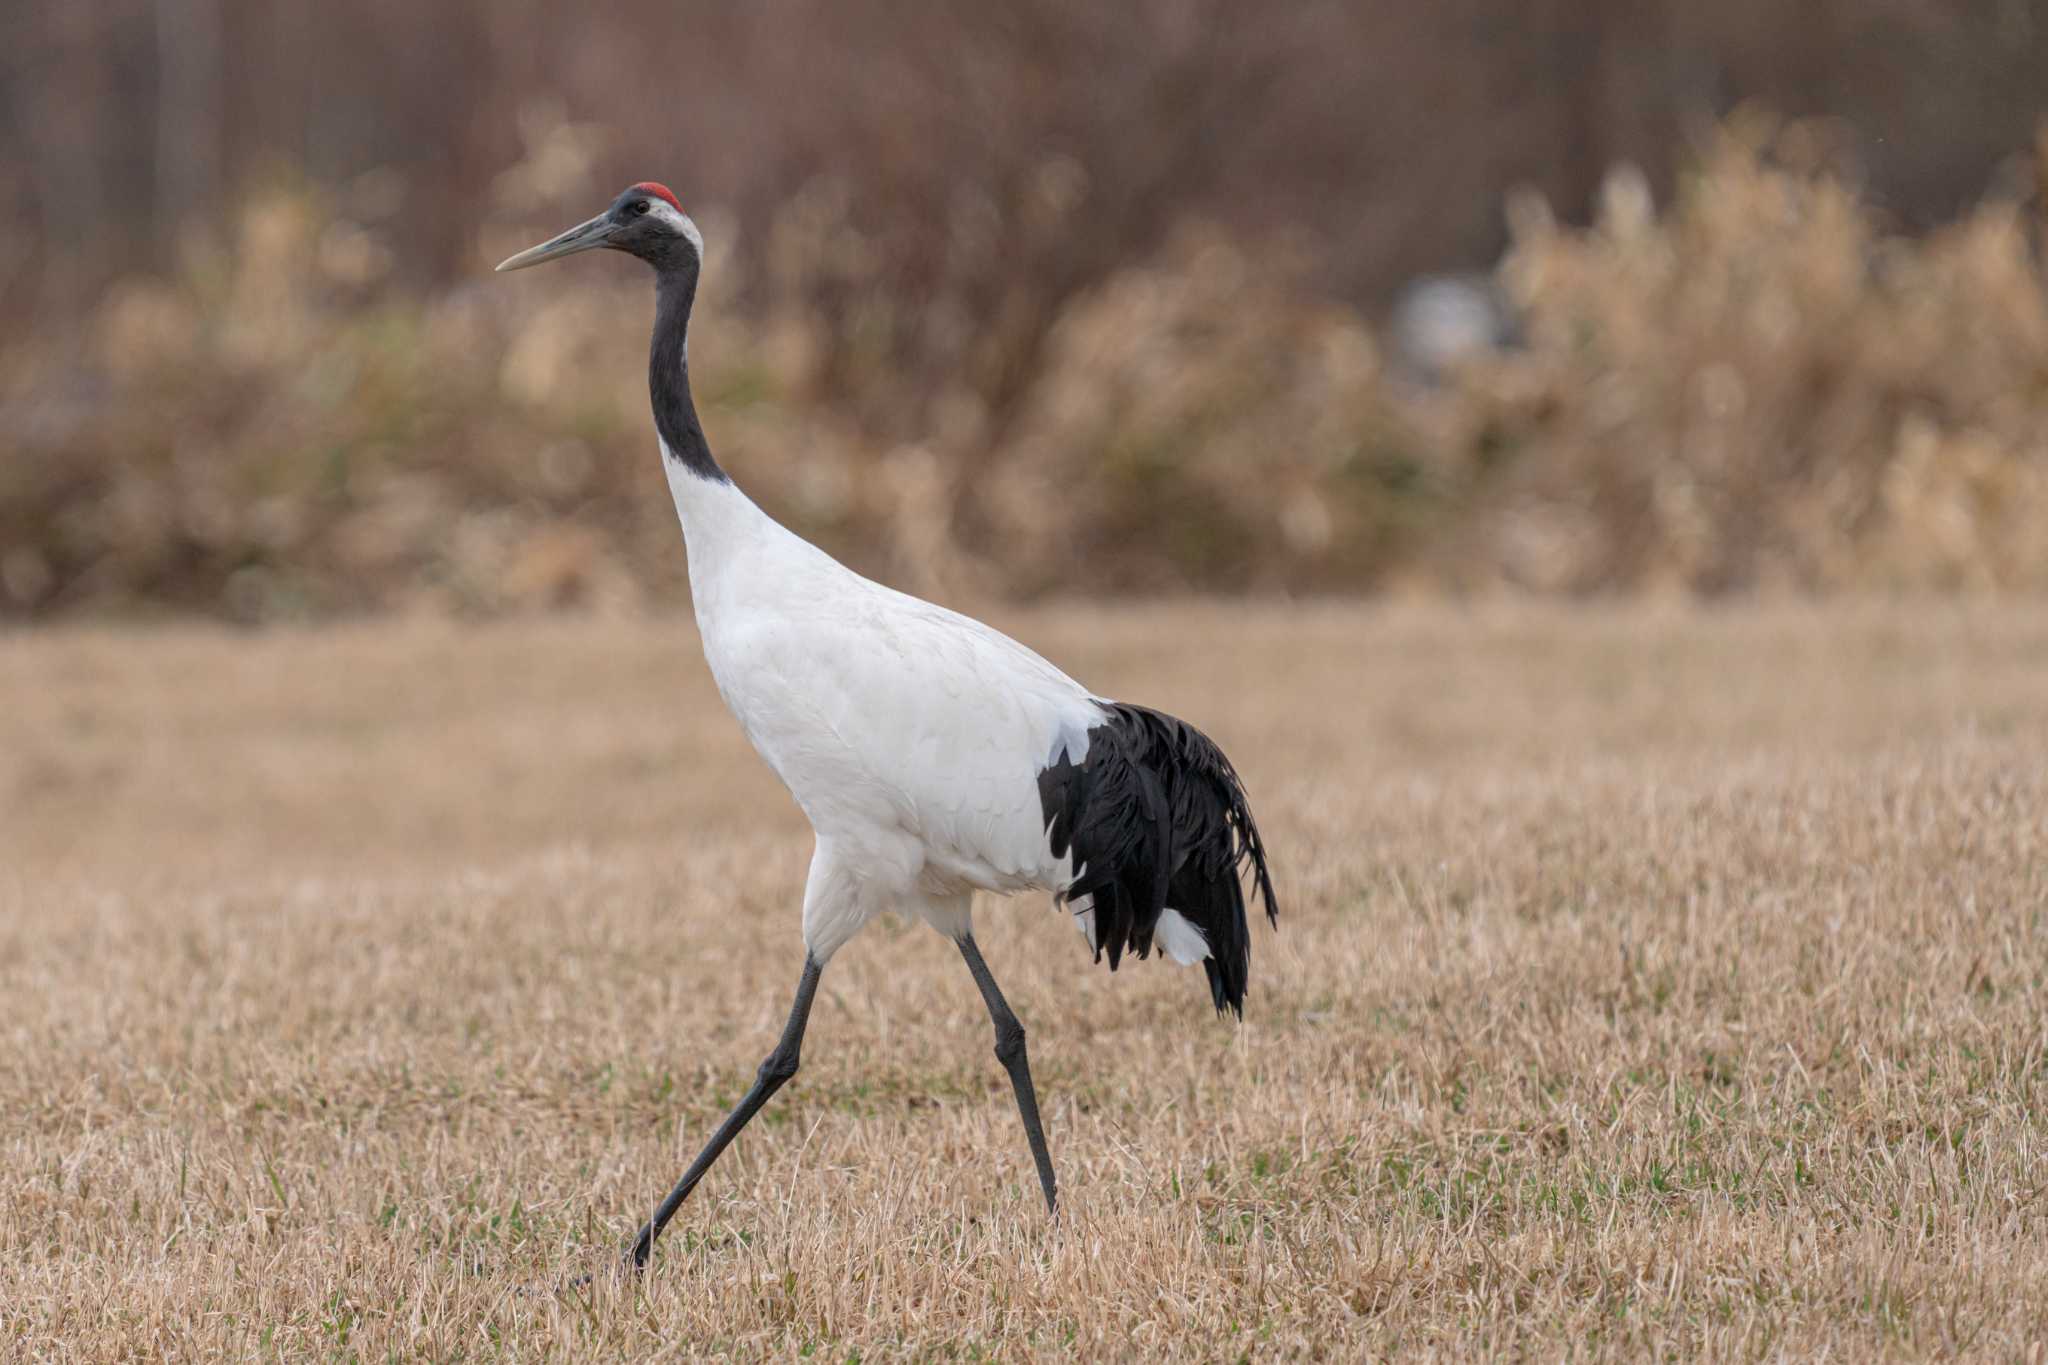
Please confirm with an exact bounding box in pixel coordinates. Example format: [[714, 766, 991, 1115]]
[[3, 602, 2046, 1361]]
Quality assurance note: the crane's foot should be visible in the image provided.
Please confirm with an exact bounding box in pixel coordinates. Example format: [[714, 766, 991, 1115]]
[[523, 1263, 608, 1301], [625, 1221, 658, 1271]]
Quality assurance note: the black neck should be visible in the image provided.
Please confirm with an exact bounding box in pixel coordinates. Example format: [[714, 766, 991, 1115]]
[[650, 265, 726, 483]]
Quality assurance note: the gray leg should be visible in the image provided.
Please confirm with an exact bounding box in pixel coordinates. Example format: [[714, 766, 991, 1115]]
[[956, 935, 1058, 1213], [627, 955, 823, 1268]]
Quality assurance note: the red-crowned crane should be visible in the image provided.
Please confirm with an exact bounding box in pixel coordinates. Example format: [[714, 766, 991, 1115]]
[[497, 183, 1279, 1269]]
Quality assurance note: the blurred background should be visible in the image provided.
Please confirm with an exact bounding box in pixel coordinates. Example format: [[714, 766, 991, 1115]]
[[3, 0, 2045, 621]]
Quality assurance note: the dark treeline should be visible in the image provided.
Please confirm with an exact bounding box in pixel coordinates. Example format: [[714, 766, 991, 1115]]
[[7, 0, 2044, 323]]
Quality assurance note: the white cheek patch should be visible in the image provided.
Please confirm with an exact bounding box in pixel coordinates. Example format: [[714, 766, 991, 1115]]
[[650, 201, 704, 257]]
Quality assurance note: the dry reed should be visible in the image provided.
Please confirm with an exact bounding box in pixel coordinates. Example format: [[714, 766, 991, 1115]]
[[6, 118, 2046, 619]]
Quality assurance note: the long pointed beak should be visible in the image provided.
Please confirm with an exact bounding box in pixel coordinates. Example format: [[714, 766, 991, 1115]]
[[495, 213, 615, 272]]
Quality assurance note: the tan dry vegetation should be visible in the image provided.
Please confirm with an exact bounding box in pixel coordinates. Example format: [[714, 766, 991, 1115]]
[[3, 602, 2048, 1359], [9, 117, 2048, 620]]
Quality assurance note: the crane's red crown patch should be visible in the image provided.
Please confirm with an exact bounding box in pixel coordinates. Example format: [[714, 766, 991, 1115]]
[[629, 182, 682, 212]]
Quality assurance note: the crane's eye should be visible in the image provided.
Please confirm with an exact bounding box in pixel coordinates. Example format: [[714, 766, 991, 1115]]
[[631, 200, 651, 216]]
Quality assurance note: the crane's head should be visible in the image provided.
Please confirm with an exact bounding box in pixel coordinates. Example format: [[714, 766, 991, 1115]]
[[495, 182, 702, 275]]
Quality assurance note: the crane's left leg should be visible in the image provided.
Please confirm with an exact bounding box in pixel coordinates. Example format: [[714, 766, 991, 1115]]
[[626, 955, 823, 1268], [956, 934, 1058, 1214]]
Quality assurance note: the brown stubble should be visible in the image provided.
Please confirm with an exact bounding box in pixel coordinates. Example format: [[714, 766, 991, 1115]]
[[3, 603, 2047, 1359]]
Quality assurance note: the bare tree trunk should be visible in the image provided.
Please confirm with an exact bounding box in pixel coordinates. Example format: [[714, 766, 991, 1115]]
[[15, 9, 114, 310], [154, 0, 223, 241], [1551, 0, 1614, 220]]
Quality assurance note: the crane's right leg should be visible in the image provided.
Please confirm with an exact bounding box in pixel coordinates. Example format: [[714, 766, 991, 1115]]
[[626, 954, 822, 1268], [956, 934, 1058, 1215]]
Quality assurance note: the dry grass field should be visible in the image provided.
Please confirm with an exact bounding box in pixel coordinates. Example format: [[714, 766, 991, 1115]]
[[4, 602, 2047, 1360]]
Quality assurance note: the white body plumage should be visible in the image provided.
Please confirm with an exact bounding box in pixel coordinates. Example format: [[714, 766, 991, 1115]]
[[665, 452, 1215, 964]]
